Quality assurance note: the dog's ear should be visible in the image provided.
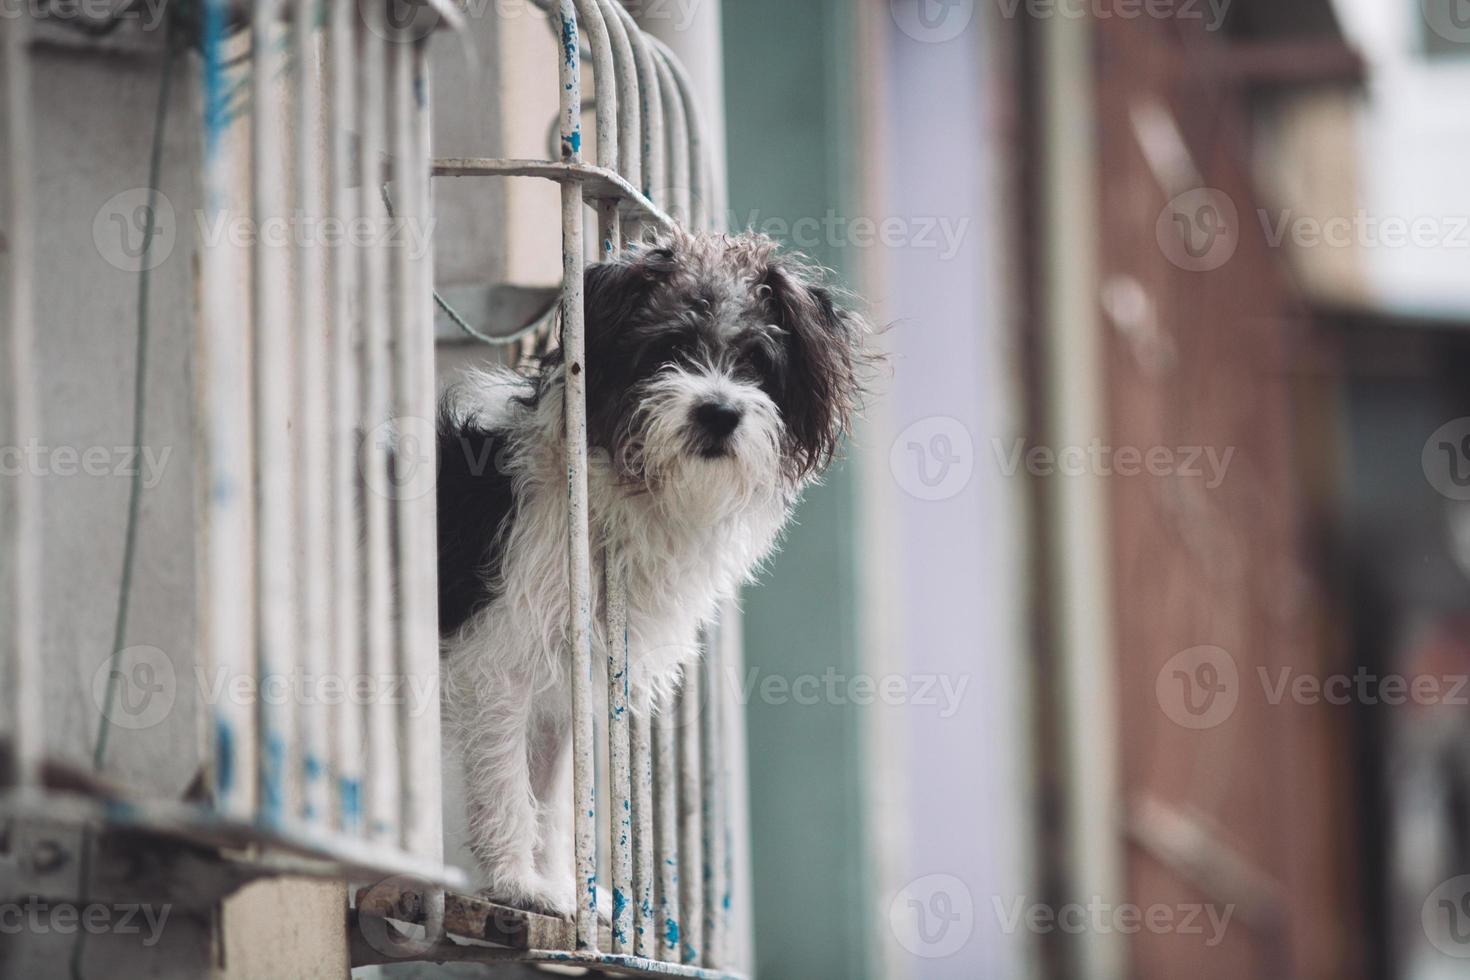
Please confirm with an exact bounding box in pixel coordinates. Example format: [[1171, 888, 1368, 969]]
[[761, 258, 865, 479], [582, 244, 680, 339]]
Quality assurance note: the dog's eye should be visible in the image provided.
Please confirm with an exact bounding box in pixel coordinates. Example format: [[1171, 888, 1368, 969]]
[[639, 335, 686, 372]]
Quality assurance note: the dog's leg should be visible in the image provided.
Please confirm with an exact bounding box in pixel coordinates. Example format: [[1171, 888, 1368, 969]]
[[450, 660, 569, 916]]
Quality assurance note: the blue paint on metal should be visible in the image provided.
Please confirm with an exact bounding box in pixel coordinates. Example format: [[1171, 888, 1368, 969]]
[[613, 888, 629, 942], [664, 917, 679, 948], [215, 714, 235, 796], [340, 776, 363, 830], [201, 0, 228, 160], [262, 733, 286, 824]]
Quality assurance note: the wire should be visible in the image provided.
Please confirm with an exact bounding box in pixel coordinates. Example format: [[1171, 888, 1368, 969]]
[[379, 181, 559, 349]]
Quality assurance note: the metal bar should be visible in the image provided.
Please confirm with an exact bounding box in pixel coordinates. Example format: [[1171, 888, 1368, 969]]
[[609, 2, 663, 204], [632, 693, 656, 959], [597, 0, 640, 188], [605, 552, 633, 953], [598, 193, 630, 953], [328, 0, 365, 838], [2, 14, 42, 792], [654, 708, 680, 962], [698, 640, 724, 968], [677, 669, 702, 965], [198, 0, 257, 821], [573, 0, 616, 175], [252, 0, 299, 830], [358, 3, 401, 846], [650, 52, 689, 226], [294, 0, 332, 832], [648, 39, 708, 231], [397, 37, 445, 863], [556, 0, 598, 951]]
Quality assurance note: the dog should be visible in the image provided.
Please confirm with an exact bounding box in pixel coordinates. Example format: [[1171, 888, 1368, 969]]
[[436, 229, 867, 915]]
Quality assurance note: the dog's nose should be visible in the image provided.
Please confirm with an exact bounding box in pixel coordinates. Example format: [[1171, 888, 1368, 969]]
[[693, 401, 743, 439]]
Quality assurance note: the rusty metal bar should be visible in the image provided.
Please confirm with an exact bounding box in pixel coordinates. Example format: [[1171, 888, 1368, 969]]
[[698, 642, 724, 967], [650, 51, 688, 226], [649, 39, 708, 231], [608, 1, 663, 204], [632, 692, 656, 958], [654, 707, 680, 961], [598, 0, 640, 188], [677, 669, 703, 964], [556, 0, 599, 951]]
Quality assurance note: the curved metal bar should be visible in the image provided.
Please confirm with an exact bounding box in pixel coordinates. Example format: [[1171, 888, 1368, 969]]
[[651, 50, 689, 228], [648, 37, 710, 232], [571, 0, 616, 174], [608, 0, 664, 206], [597, 0, 640, 187]]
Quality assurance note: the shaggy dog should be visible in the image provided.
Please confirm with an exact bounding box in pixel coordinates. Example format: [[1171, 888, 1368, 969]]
[[436, 229, 866, 915]]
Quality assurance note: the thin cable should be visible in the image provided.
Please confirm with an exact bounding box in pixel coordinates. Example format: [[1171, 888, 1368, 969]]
[[92, 23, 176, 771]]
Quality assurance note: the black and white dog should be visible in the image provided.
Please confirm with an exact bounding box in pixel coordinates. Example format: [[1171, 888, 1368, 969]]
[[436, 229, 866, 915]]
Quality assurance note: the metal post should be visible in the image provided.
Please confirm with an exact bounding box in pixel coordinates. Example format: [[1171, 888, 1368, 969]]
[[654, 707, 680, 962], [650, 40, 708, 231], [252, 0, 299, 830], [609, 2, 663, 205], [398, 36, 446, 864], [632, 692, 656, 958], [699, 640, 726, 967], [2, 14, 42, 793], [328, 0, 365, 839], [651, 52, 688, 226], [677, 669, 703, 964], [556, 0, 598, 951], [294, 0, 333, 832], [359, 1, 401, 846]]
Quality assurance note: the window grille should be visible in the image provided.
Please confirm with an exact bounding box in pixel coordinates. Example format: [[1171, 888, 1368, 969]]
[[2, 1, 745, 976]]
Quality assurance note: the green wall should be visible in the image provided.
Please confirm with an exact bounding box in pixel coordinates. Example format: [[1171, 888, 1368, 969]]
[[721, 2, 870, 977]]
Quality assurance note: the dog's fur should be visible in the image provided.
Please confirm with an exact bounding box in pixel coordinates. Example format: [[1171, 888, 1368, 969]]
[[436, 229, 866, 915]]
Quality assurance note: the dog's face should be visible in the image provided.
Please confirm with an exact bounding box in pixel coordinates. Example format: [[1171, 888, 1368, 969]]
[[559, 231, 864, 514]]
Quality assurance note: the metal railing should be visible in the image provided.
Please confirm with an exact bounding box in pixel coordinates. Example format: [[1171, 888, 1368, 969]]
[[2, 1, 742, 974]]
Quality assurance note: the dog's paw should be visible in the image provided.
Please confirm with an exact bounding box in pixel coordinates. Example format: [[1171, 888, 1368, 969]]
[[477, 873, 575, 919]]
